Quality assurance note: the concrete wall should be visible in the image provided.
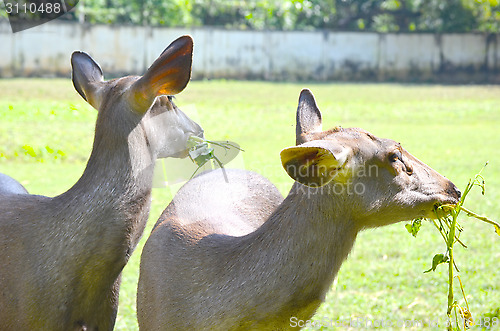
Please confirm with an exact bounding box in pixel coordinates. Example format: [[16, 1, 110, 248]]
[[1, 20, 499, 82]]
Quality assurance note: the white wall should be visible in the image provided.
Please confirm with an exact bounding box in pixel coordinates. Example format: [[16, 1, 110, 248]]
[[0, 20, 498, 82]]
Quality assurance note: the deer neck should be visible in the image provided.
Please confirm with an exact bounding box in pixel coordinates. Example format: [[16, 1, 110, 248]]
[[56, 118, 155, 247], [243, 182, 359, 303]]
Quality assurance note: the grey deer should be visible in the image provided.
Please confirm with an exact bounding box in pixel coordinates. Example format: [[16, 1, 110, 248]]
[[0, 173, 28, 195], [137, 89, 461, 331], [0, 35, 203, 331]]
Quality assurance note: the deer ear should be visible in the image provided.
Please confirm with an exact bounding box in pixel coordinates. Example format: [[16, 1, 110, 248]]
[[129, 35, 194, 113], [296, 89, 322, 145], [280, 143, 349, 187], [71, 51, 105, 110]]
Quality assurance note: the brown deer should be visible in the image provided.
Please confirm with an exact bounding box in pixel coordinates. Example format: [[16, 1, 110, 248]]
[[137, 89, 461, 331], [0, 35, 203, 331]]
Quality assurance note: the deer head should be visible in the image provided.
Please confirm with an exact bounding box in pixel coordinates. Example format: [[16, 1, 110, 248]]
[[282, 89, 461, 229], [71, 35, 203, 162]]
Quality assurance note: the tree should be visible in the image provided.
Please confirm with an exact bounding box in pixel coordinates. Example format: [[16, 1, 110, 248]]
[[72, 0, 500, 32]]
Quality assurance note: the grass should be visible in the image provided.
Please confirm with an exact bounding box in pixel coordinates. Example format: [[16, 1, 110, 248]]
[[0, 79, 499, 330]]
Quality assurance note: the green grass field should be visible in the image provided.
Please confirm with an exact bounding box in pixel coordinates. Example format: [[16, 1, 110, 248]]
[[0, 79, 499, 330]]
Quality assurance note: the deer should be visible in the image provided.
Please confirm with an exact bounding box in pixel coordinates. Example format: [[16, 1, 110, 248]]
[[0, 35, 203, 331], [137, 88, 461, 331], [0, 173, 28, 195]]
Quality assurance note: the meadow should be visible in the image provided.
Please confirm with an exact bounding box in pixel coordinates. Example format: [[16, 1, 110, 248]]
[[0, 79, 499, 330]]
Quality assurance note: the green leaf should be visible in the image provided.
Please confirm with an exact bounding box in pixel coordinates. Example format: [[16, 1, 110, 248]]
[[22, 145, 36, 158], [405, 219, 422, 237], [187, 136, 243, 171], [424, 253, 449, 273], [189, 144, 214, 167]]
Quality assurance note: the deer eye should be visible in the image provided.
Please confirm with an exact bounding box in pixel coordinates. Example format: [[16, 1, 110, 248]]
[[389, 150, 401, 163]]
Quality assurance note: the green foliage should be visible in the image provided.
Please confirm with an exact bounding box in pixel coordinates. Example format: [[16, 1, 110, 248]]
[[405, 218, 422, 237], [407, 165, 500, 330], [186, 136, 243, 179], [2, 0, 500, 31], [74, 0, 500, 32], [424, 253, 449, 273], [81, 0, 195, 26]]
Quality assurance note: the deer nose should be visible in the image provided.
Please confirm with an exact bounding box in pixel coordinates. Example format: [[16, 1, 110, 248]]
[[191, 124, 204, 139], [446, 181, 461, 202]]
